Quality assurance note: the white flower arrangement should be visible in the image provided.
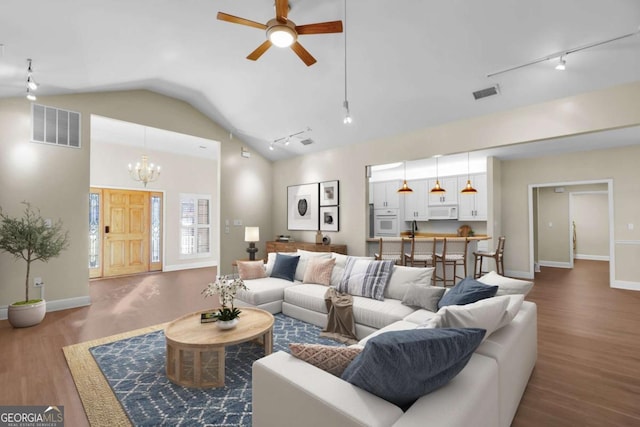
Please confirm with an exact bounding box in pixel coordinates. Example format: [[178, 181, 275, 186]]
[[202, 275, 248, 321]]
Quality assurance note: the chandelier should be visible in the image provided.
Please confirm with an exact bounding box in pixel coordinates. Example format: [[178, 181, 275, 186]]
[[128, 127, 160, 187]]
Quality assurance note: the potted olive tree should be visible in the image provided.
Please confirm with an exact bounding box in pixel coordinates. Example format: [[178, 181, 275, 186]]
[[0, 202, 69, 327]]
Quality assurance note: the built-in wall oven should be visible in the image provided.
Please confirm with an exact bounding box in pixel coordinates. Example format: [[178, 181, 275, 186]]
[[374, 209, 399, 236]]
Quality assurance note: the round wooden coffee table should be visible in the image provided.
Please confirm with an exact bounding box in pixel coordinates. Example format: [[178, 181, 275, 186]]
[[165, 307, 274, 388]]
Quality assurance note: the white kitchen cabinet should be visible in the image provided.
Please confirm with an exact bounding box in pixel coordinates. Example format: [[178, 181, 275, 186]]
[[428, 177, 458, 205], [372, 180, 401, 209], [403, 179, 429, 221], [457, 173, 487, 220]]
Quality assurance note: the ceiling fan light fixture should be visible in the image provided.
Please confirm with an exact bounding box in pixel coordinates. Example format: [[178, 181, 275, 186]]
[[267, 21, 297, 47]]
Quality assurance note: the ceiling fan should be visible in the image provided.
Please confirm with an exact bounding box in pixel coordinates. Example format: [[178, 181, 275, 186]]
[[217, 0, 343, 66]]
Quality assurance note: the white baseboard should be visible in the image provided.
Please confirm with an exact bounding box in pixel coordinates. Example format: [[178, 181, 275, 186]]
[[574, 254, 610, 261], [0, 295, 92, 320], [611, 280, 640, 291], [163, 261, 217, 272], [505, 270, 534, 280], [538, 261, 572, 269]]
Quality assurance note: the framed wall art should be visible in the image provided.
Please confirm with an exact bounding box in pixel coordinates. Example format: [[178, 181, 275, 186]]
[[287, 183, 319, 230], [320, 180, 339, 206], [320, 206, 339, 232]]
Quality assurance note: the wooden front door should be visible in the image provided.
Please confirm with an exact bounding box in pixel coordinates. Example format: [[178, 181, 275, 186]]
[[103, 189, 150, 276]]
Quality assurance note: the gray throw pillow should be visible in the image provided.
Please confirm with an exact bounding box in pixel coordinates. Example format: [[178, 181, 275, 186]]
[[401, 285, 446, 312], [341, 328, 486, 410]]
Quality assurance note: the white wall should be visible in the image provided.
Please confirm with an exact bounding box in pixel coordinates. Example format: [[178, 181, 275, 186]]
[[572, 192, 609, 260], [90, 140, 219, 270]]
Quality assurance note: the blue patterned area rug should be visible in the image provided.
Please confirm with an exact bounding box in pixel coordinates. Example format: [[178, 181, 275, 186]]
[[89, 313, 342, 426]]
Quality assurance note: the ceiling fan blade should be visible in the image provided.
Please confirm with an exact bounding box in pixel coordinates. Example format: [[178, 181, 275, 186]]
[[291, 42, 317, 66], [296, 21, 344, 35], [247, 40, 273, 61], [217, 12, 267, 30], [275, 0, 289, 22]]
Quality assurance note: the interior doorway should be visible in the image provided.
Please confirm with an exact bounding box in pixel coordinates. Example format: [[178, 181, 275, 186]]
[[90, 187, 163, 278], [528, 179, 614, 285]]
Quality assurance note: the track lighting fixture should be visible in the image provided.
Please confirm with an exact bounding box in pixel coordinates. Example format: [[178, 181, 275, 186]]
[[270, 127, 312, 150], [25, 58, 38, 101], [26, 88, 36, 101], [487, 26, 640, 78]]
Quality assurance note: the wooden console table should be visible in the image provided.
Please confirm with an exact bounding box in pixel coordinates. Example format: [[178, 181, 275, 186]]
[[266, 241, 347, 255]]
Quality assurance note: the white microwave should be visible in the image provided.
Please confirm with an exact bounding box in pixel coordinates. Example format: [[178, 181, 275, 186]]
[[428, 205, 458, 220]]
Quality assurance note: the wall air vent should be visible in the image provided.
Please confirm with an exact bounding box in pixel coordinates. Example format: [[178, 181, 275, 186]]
[[472, 85, 500, 100], [31, 104, 81, 148], [300, 138, 314, 146]]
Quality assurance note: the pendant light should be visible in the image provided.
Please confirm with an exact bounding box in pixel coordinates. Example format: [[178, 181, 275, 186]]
[[461, 152, 477, 194], [397, 161, 413, 193], [128, 127, 161, 187], [342, 0, 352, 124], [430, 157, 446, 193]]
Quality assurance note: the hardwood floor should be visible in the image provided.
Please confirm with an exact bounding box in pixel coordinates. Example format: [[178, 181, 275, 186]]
[[513, 260, 640, 426], [0, 267, 218, 427], [1, 261, 638, 426]]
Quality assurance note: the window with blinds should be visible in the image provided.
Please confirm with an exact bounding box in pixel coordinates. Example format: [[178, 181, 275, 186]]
[[180, 194, 211, 257]]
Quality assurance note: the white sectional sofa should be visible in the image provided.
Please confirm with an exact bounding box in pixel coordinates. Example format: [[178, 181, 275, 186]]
[[235, 251, 537, 427]]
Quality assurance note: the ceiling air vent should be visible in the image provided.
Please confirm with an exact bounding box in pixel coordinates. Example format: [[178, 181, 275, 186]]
[[300, 138, 314, 146], [32, 104, 81, 148], [472, 85, 500, 100]]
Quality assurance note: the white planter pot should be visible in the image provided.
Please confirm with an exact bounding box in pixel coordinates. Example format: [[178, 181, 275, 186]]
[[8, 300, 46, 328], [216, 318, 239, 330]]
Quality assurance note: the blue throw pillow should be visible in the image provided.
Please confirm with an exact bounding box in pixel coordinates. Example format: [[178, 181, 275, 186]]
[[341, 328, 486, 410], [438, 277, 498, 309], [270, 254, 300, 281]]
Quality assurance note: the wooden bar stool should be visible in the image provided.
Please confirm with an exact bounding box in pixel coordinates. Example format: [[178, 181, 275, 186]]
[[375, 238, 406, 265], [403, 237, 435, 268], [474, 236, 506, 278], [434, 238, 469, 287]]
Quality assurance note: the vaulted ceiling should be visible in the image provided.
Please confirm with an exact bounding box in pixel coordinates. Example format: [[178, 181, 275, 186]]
[[1, 0, 639, 161]]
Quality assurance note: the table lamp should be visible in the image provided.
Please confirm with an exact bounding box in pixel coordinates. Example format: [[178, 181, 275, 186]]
[[245, 226, 260, 260]]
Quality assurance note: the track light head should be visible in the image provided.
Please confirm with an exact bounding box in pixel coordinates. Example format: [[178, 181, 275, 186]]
[[27, 76, 38, 91], [26, 88, 36, 101], [555, 56, 566, 71]]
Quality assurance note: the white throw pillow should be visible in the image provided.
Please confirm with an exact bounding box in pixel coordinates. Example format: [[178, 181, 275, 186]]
[[477, 271, 534, 296], [497, 294, 525, 330], [295, 250, 332, 281], [385, 266, 435, 300], [429, 295, 512, 340]]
